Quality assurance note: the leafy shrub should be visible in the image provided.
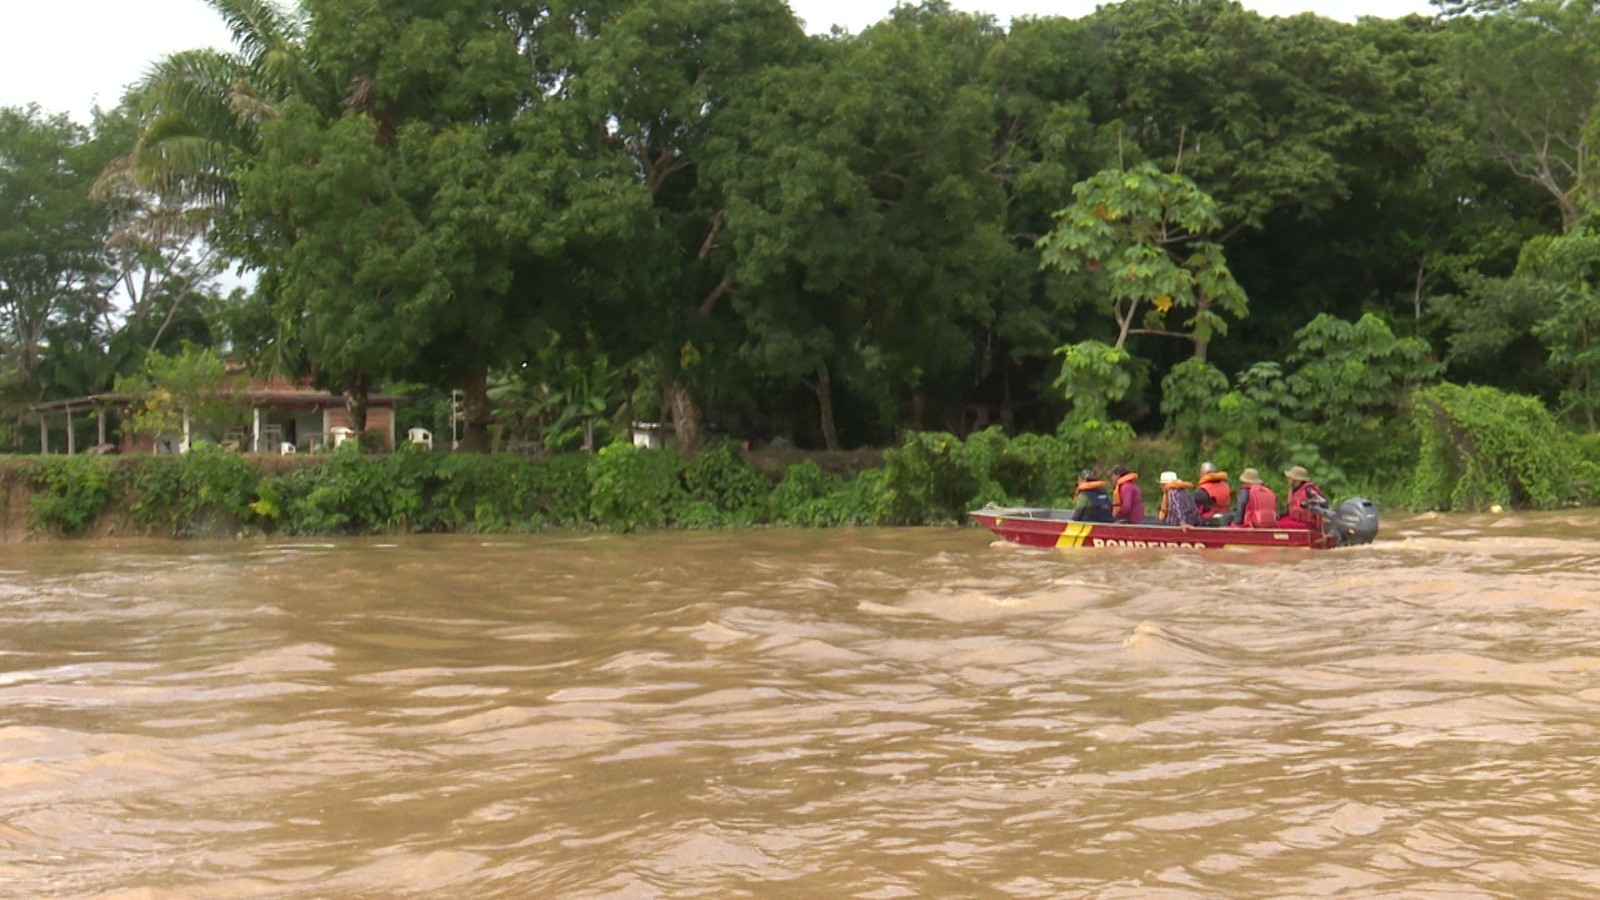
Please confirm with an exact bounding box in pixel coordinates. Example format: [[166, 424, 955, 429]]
[[526, 453, 594, 527], [1053, 340, 1133, 420], [999, 432, 1078, 507], [276, 445, 417, 534], [1408, 383, 1579, 510], [1055, 414, 1136, 474], [427, 452, 535, 532], [768, 460, 878, 526], [875, 432, 980, 525], [121, 444, 262, 536], [589, 443, 686, 532], [678, 441, 772, 528], [1288, 313, 1441, 472], [28, 457, 113, 534], [954, 427, 1020, 509], [1160, 358, 1231, 457]]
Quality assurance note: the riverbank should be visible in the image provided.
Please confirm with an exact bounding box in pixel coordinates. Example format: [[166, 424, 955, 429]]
[[0, 424, 1579, 541], [2, 441, 898, 541]]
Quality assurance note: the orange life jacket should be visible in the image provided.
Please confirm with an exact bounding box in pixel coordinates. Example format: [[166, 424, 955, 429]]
[[1111, 472, 1139, 517], [1157, 479, 1193, 520], [1240, 483, 1278, 528]]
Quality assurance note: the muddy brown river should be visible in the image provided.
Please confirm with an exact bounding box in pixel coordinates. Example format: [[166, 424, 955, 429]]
[[1, 513, 1598, 897]]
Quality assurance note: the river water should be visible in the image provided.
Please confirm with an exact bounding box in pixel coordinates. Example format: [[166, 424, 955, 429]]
[[1, 513, 1598, 897]]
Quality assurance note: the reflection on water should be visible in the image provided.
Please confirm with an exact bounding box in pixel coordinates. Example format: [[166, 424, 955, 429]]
[[2, 514, 1600, 897]]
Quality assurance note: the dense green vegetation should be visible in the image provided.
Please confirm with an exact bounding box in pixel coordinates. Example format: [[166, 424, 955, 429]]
[[16, 401, 1598, 537], [6, 0, 1600, 516]]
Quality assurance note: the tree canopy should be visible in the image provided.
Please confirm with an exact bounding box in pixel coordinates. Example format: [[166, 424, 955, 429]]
[[2, 0, 1598, 473]]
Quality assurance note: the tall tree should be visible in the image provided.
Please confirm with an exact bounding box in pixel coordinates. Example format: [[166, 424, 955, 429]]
[[236, 106, 447, 434], [0, 107, 115, 396], [707, 3, 1013, 445], [204, 0, 652, 449], [551, 0, 808, 451], [1443, 1, 1600, 231]]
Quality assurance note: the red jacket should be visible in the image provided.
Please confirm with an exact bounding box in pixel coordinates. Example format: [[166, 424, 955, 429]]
[[1287, 481, 1325, 526]]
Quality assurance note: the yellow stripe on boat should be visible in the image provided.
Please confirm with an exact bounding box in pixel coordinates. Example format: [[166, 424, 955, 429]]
[[1056, 522, 1092, 548]]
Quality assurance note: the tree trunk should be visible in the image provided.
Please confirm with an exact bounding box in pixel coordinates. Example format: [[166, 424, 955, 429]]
[[342, 374, 370, 438], [809, 362, 841, 452], [460, 368, 493, 452], [663, 376, 702, 454], [999, 363, 1014, 430]]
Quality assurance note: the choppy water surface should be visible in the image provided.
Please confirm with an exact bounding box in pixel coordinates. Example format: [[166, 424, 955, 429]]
[[2, 514, 1599, 897]]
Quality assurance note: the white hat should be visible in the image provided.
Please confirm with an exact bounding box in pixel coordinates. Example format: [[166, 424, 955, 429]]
[[1159, 470, 1179, 484]]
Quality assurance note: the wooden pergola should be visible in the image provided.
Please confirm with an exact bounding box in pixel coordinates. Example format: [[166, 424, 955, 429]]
[[28, 393, 127, 455]]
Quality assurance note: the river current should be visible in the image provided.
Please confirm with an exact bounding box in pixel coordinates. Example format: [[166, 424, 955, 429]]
[[1, 513, 1598, 897]]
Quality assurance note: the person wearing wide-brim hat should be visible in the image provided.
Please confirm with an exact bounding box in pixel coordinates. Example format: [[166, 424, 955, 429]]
[[1228, 467, 1278, 527], [1278, 464, 1327, 529]]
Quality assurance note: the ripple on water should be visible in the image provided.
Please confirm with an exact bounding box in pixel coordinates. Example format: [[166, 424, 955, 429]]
[[0, 516, 1598, 895]]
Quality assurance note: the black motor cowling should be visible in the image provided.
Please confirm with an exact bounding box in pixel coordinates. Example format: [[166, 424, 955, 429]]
[[1322, 498, 1380, 547]]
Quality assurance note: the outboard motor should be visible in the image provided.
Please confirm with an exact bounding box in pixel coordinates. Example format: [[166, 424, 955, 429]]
[[1321, 498, 1380, 547]]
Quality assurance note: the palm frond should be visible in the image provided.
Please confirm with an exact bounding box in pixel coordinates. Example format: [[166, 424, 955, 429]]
[[204, 0, 302, 68]]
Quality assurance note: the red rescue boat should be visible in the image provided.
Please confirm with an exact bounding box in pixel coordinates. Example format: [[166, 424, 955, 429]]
[[968, 502, 1380, 551]]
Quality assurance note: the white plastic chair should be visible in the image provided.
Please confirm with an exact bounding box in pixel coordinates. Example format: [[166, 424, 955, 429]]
[[407, 427, 433, 451], [280, 442, 297, 455]]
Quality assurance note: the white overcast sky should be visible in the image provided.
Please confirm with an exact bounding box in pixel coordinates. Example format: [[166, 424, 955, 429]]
[[3, 0, 1435, 124]]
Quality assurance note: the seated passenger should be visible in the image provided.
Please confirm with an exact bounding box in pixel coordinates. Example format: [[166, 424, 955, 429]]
[[1071, 468, 1114, 523], [1110, 464, 1144, 525], [1194, 461, 1231, 524], [1158, 470, 1201, 526], [1229, 467, 1278, 528], [1276, 464, 1327, 529]]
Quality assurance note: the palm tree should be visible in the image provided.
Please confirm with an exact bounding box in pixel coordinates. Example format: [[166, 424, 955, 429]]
[[119, 0, 331, 209], [97, 0, 334, 386]]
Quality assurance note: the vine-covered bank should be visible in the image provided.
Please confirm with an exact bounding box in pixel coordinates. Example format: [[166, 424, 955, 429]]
[[10, 383, 1597, 540]]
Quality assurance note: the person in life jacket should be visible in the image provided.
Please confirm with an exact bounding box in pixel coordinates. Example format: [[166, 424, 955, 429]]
[[1158, 470, 1201, 526], [1276, 464, 1327, 529], [1192, 461, 1232, 524], [1071, 468, 1114, 523], [1110, 464, 1145, 524], [1228, 467, 1278, 528]]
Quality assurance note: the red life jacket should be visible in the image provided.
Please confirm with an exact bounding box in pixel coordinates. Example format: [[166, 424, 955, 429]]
[[1287, 481, 1323, 526], [1240, 483, 1278, 528], [1197, 472, 1231, 517]]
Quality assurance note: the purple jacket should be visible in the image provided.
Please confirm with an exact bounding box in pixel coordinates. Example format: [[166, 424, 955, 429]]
[[1114, 478, 1144, 524]]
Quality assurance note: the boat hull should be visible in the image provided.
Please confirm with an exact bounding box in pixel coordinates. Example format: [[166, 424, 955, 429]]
[[969, 507, 1335, 550]]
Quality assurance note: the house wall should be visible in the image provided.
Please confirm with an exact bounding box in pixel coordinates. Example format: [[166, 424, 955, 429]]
[[325, 407, 396, 448]]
